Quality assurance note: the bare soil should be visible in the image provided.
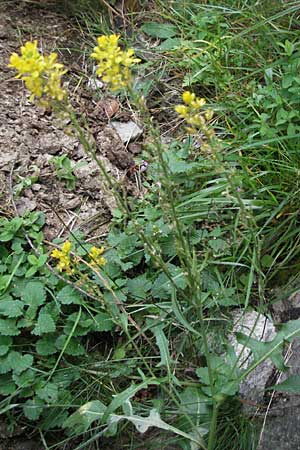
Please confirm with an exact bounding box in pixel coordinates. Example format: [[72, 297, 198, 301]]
[[0, 0, 141, 242]]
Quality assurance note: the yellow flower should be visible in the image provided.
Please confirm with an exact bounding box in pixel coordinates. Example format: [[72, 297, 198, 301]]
[[88, 246, 106, 267], [8, 40, 67, 106], [174, 105, 188, 117], [182, 91, 195, 105], [175, 91, 212, 134], [90, 34, 140, 91], [61, 240, 72, 253], [51, 240, 73, 274]]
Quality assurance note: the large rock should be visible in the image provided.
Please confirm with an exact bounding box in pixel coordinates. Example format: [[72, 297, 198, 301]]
[[258, 292, 300, 449], [230, 310, 276, 405]]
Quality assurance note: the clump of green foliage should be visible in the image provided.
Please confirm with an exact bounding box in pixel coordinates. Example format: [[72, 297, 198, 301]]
[[0, 213, 119, 430]]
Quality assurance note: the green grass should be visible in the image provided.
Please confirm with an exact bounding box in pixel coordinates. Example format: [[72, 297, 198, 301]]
[[3, 1, 300, 449]]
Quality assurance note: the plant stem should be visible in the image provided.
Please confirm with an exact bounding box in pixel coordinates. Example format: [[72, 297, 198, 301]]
[[208, 403, 219, 450]]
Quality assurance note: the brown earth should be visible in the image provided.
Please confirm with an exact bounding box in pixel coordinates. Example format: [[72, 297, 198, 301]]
[[0, 0, 142, 243]]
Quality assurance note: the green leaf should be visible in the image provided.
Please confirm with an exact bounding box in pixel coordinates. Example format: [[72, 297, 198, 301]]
[[0, 336, 12, 356], [165, 152, 198, 174], [156, 37, 184, 51], [141, 22, 177, 39], [237, 319, 300, 377], [0, 299, 23, 318], [151, 264, 187, 299], [108, 409, 206, 446], [151, 323, 173, 370], [272, 375, 300, 393], [53, 367, 81, 389], [63, 400, 106, 434], [103, 289, 127, 304], [22, 281, 46, 305], [23, 397, 44, 420], [92, 312, 115, 332], [63, 312, 92, 336], [32, 312, 56, 336], [103, 379, 158, 422], [160, 235, 176, 258], [41, 302, 60, 322], [11, 240, 24, 254], [7, 351, 33, 374], [36, 382, 58, 403], [25, 267, 38, 278], [55, 335, 85, 356], [0, 318, 20, 336], [27, 254, 38, 265], [208, 238, 228, 253], [13, 368, 35, 387], [107, 232, 139, 256], [0, 354, 12, 374], [113, 346, 127, 360], [0, 217, 23, 241], [0, 374, 16, 395], [127, 275, 151, 300], [0, 275, 11, 293], [261, 254, 273, 268], [196, 367, 210, 385], [57, 285, 82, 305], [36, 336, 57, 356], [179, 387, 209, 418]]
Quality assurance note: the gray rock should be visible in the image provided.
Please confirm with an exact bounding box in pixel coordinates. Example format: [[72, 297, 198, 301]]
[[258, 321, 300, 449], [15, 197, 37, 215], [111, 120, 143, 143], [272, 291, 300, 323], [230, 310, 276, 404], [258, 368, 300, 450]]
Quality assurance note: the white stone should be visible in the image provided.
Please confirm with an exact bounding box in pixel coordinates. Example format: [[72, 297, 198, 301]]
[[87, 77, 104, 91], [111, 120, 143, 143], [231, 310, 276, 369], [230, 310, 276, 404]]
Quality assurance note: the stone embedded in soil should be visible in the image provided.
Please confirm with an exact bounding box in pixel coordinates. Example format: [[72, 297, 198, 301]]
[[96, 126, 134, 169], [0, 151, 18, 170], [15, 197, 37, 215], [258, 336, 300, 450], [272, 290, 300, 323], [111, 120, 143, 144], [230, 310, 276, 404], [87, 77, 104, 91], [229, 298, 300, 449], [38, 130, 78, 155]]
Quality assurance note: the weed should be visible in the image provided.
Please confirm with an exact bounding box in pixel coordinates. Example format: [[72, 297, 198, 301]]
[[50, 154, 82, 190]]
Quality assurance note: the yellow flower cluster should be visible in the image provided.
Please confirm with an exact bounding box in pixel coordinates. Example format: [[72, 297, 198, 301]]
[[51, 240, 73, 275], [88, 246, 106, 268], [51, 241, 106, 274], [8, 40, 66, 106], [175, 91, 213, 134], [90, 34, 140, 91]]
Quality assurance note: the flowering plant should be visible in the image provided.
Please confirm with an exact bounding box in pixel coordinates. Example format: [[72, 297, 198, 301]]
[[9, 40, 66, 106], [175, 90, 213, 134], [90, 34, 140, 91]]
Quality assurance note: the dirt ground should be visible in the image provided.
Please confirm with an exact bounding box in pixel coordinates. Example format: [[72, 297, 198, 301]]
[[0, 0, 142, 243]]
